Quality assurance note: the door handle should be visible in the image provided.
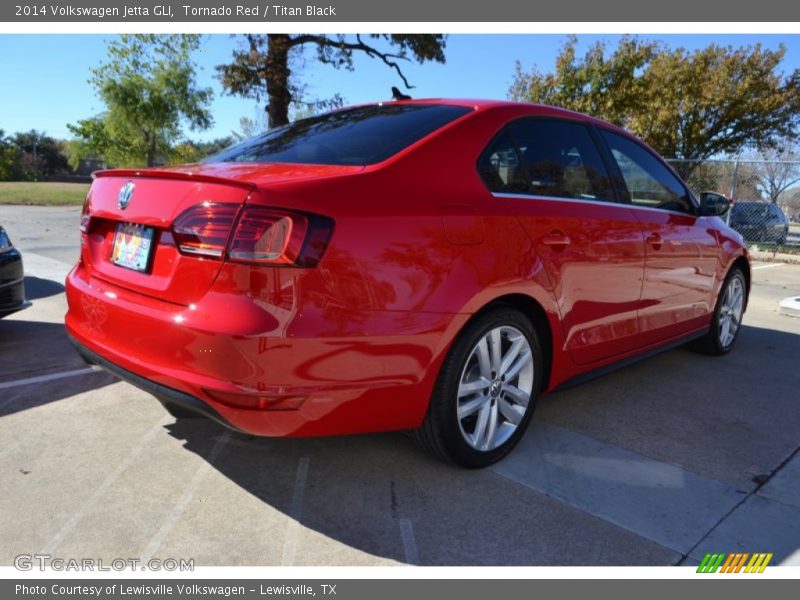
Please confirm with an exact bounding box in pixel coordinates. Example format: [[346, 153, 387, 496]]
[[541, 230, 571, 247], [646, 233, 663, 250]]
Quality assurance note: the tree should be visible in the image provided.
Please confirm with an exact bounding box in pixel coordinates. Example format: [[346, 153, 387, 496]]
[[169, 136, 237, 164], [12, 130, 70, 179], [0, 130, 23, 181], [0, 129, 70, 181], [68, 35, 213, 168], [752, 145, 800, 203], [510, 36, 800, 175], [64, 116, 113, 170], [234, 113, 268, 141], [782, 188, 800, 222], [217, 34, 447, 128]]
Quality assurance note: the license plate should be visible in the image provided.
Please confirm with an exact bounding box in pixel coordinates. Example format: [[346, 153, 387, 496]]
[[110, 222, 155, 273]]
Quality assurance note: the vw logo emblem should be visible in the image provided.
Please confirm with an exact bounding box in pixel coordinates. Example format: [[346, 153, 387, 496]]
[[118, 181, 135, 210]]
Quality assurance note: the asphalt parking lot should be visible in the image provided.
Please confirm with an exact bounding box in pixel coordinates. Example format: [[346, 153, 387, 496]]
[[2, 205, 799, 567]]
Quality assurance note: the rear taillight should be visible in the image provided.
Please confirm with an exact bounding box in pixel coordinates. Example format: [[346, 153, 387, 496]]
[[228, 206, 334, 267], [172, 203, 334, 267], [229, 209, 299, 264], [173, 203, 239, 258]]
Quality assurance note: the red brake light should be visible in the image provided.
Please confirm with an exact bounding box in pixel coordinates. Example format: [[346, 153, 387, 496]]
[[228, 206, 334, 267], [172, 203, 239, 258], [172, 203, 334, 266]]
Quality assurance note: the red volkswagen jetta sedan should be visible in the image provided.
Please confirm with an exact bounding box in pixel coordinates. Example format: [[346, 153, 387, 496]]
[[65, 99, 749, 467]]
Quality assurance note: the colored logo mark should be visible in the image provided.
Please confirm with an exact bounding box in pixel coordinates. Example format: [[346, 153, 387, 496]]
[[697, 552, 773, 573]]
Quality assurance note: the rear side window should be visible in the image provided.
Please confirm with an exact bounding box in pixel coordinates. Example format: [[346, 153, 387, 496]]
[[207, 104, 471, 166], [477, 132, 527, 193], [600, 130, 695, 214]]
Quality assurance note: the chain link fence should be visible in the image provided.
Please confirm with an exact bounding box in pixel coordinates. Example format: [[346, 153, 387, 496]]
[[667, 158, 800, 256]]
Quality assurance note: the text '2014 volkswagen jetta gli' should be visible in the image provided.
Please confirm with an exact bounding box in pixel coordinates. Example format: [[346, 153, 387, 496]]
[[65, 99, 749, 467]]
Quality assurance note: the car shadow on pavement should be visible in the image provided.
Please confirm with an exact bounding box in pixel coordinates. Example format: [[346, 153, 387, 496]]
[[0, 319, 117, 416], [24, 276, 65, 300], [160, 323, 800, 566], [165, 418, 663, 566]]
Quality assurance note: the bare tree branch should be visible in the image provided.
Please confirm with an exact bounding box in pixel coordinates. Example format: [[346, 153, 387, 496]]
[[288, 34, 416, 89]]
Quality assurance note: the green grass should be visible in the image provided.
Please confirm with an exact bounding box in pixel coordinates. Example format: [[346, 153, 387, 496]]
[[749, 242, 800, 255], [0, 181, 89, 206]]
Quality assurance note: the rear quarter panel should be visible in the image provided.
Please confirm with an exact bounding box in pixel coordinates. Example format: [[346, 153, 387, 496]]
[[243, 105, 568, 391]]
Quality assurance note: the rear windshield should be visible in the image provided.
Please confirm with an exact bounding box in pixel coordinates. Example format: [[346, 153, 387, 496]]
[[207, 104, 472, 166]]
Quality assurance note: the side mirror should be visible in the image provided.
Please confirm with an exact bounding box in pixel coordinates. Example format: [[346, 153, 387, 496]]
[[699, 191, 732, 217]]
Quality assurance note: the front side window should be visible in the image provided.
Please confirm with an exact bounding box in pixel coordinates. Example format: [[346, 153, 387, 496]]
[[600, 130, 695, 214], [207, 104, 472, 166]]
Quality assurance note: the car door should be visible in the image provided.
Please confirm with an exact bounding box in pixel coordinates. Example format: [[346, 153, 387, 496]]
[[480, 118, 646, 365], [598, 129, 719, 346]]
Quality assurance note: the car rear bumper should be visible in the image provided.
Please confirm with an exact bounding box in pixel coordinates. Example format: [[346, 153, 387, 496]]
[[65, 262, 462, 437], [0, 248, 30, 317], [71, 336, 245, 432]]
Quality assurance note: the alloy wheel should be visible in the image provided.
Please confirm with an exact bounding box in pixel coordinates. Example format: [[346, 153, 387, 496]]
[[719, 275, 745, 348], [456, 325, 534, 451]]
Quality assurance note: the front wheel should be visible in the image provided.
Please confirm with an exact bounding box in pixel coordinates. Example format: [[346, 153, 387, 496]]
[[694, 267, 747, 355], [414, 307, 544, 468]]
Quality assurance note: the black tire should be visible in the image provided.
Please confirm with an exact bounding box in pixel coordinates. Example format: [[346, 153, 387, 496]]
[[693, 267, 747, 356], [413, 307, 544, 468]]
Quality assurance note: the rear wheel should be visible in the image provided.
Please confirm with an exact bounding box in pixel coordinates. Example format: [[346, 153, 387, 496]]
[[414, 307, 543, 468], [694, 267, 747, 355]]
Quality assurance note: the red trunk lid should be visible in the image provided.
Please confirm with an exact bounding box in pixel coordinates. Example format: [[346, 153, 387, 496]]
[[81, 170, 253, 306], [81, 164, 362, 306]]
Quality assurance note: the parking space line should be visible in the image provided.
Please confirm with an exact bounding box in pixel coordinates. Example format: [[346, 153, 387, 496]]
[[491, 421, 744, 554], [399, 518, 419, 565], [214, 435, 272, 452], [40, 417, 168, 556], [280, 457, 310, 566], [0, 366, 101, 391], [140, 432, 231, 562], [753, 263, 784, 270]]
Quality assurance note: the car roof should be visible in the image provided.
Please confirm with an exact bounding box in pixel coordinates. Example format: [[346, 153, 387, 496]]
[[350, 98, 632, 135]]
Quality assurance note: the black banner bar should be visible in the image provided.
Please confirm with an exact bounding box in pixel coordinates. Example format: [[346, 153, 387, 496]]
[[4, 579, 800, 600], [3, 0, 800, 22]]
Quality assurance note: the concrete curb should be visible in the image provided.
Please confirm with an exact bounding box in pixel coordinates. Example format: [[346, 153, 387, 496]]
[[749, 249, 800, 265], [778, 296, 800, 318]]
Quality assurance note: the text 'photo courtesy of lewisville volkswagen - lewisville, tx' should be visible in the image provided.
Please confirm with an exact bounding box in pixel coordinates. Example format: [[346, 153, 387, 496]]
[[1, 1, 799, 595]]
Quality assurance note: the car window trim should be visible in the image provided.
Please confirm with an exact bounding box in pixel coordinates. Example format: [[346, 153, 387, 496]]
[[594, 125, 700, 216], [492, 191, 703, 218], [477, 116, 624, 205]]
